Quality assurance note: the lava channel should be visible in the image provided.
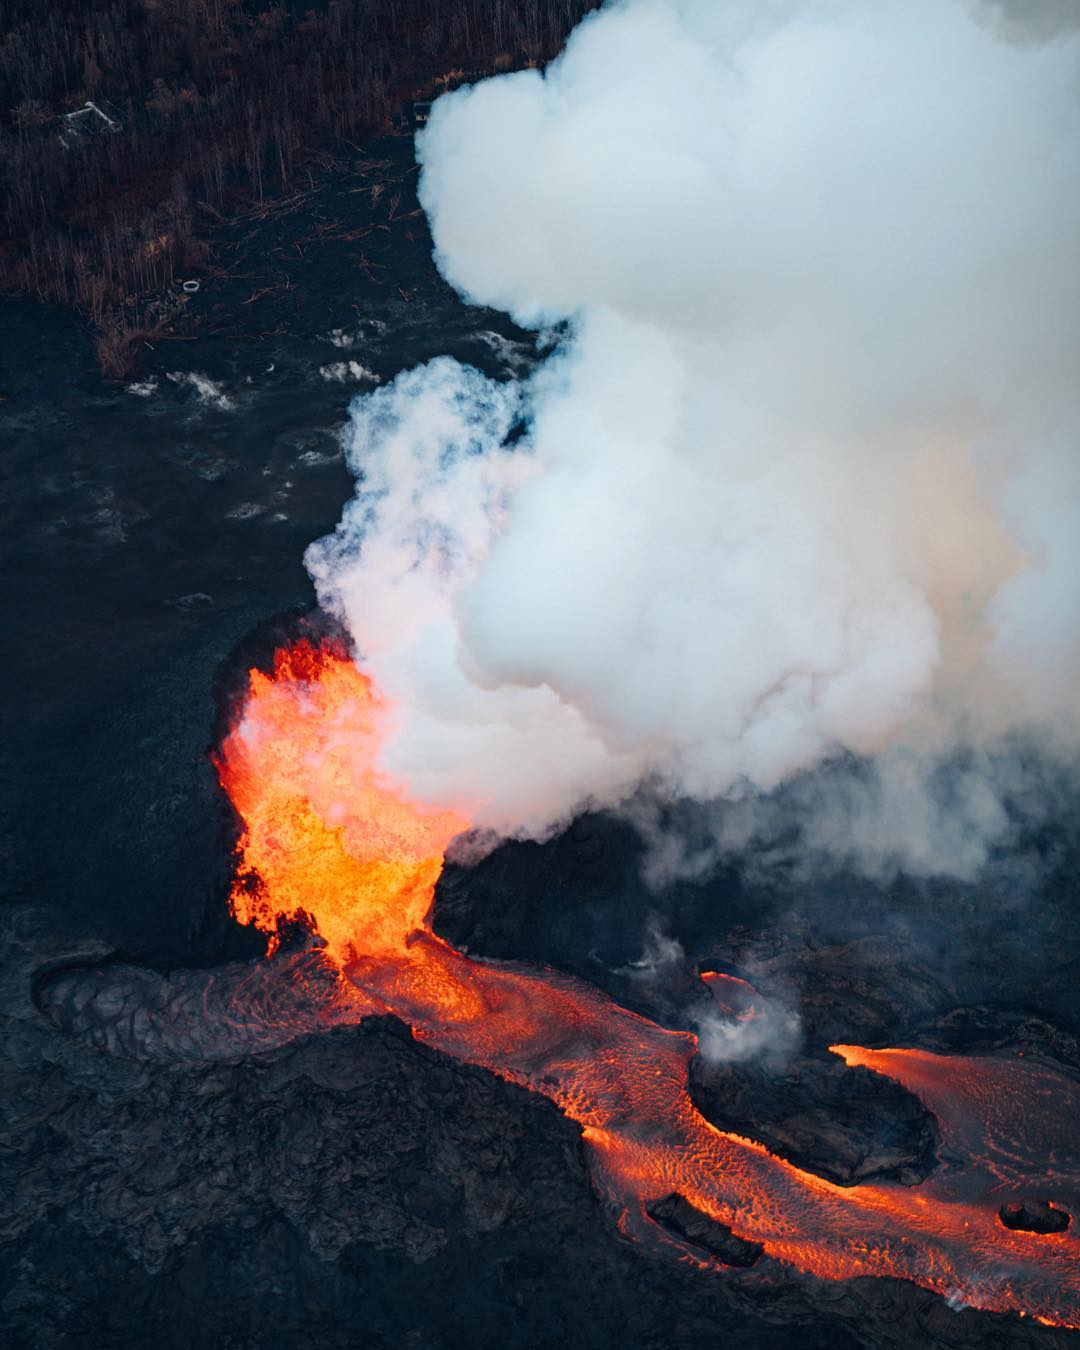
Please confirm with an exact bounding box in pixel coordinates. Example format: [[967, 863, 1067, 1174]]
[[107, 642, 1080, 1326]]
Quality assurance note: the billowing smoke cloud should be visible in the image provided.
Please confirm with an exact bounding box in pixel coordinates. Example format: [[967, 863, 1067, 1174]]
[[307, 0, 1080, 883]]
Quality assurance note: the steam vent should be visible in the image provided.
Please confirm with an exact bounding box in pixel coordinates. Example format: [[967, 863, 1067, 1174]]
[[5, 2, 1080, 1348]]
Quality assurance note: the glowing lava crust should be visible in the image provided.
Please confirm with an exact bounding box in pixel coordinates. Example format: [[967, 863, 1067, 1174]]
[[215, 642, 1080, 1329]]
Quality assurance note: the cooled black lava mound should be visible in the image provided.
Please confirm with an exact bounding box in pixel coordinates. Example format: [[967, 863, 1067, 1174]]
[[999, 1200, 1072, 1235], [689, 1055, 939, 1188], [646, 1194, 763, 1267]]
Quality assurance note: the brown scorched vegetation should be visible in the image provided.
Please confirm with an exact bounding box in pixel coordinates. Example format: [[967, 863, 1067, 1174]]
[[0, 0, 598, 371]]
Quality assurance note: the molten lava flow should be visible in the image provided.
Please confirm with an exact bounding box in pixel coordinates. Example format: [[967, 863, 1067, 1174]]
[[217, 642, 1080, 1329], [831, 1045, 1080, 1213]]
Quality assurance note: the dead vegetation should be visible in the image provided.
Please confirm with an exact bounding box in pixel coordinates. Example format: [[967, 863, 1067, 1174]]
[[0, 0, 600, 372]]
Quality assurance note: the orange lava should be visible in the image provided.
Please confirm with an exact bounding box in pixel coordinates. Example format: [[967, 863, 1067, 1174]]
[[216, 641, 467, 961], [831, 1045, 1080, 1211], [700, 970, 763, 1021], [217, 643, 1080, 1329]]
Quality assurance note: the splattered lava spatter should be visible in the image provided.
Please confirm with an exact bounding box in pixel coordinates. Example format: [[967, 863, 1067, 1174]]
[[215, 642, 1080, 1329]]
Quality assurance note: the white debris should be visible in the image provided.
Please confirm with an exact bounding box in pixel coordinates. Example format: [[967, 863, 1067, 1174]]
[[318, 360, 379, 384], [166, 371, 235, 411]]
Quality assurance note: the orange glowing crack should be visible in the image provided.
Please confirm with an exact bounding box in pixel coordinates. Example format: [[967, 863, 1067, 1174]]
[[215, 642, 1080, 1329]]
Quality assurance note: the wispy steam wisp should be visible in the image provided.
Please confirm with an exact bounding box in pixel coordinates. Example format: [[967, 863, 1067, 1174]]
[[308, 0, 1080, 882]]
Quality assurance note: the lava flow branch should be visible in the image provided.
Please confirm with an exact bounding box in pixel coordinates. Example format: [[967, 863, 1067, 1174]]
[[213, 641, 1080, 1329]]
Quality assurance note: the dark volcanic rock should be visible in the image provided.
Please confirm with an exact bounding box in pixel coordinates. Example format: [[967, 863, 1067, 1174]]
[[7, 907, 1078, 1350], [690, 1053, 939, 1188], [0, 911, 859, 1350], [999, 1200, 1072, 1235], [646, 1194, 763, 1267]]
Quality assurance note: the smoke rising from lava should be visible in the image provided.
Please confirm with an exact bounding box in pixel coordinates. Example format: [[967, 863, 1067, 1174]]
[[621, 921, 802, 1065], [308, 0, 1080, 882]]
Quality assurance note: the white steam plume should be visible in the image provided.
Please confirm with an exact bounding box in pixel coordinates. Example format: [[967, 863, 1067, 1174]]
[[307, 0, 1080, 881]]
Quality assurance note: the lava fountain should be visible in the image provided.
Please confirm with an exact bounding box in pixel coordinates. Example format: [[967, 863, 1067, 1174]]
[[213, 641, 1080, 1329]]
